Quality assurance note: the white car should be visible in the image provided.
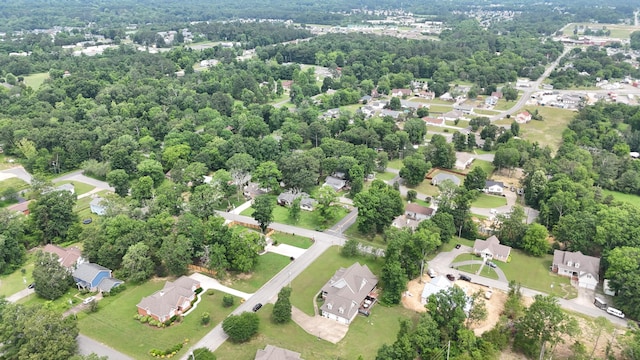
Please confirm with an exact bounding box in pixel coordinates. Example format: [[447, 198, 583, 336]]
[[83, 296, 95, 305]]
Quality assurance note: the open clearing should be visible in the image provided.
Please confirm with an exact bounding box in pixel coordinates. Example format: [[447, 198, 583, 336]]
[[23, 72, 49, 90], [495, 106, 575, 153]]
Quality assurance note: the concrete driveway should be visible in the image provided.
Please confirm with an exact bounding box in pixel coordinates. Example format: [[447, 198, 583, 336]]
[[0, 166, 32, 184], [450, 259, 508, 283], [290, 306, 349, 344], [53, 170, 114, 192], [6, 287, 34, 302], [188, 273, 253, 300], [265, 243, 306, 258]]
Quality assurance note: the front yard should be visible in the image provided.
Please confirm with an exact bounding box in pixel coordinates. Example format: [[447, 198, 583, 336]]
[[241, 204, 348, 231], [0, 255, 34, 297], [78, 279, 239, 359], [471, 194, 508, 208], [228, 252, 292, 293]]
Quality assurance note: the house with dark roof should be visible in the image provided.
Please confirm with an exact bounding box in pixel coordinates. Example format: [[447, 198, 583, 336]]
[[473, 236, 511, 262], [73, 263, 123, 292], [43, 244, 84, 270], [7, 200, 32, 215], [277, 191, 316, 211], [552, 250, 600, 290], [320, 263, 378, 325], [405, 203, 434, 221], [483, 180, 505, 195], [137, 276, 201, 322], [255, 345, 303, 360], [431, 173, 461, 186], [323, 176, 347, 191]]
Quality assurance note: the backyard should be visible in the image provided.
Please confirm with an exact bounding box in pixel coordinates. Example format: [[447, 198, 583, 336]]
[[227, 252, 292, 293], [601, 189, 640, 208], [270, 232, 313, 249], [0, 255, 34, 297], [53, 180, 95, 196], [78, 279, 239, 359], [23, 72, 49, 90], [241, 204, 348, 231], [471, 194, 507, 208]]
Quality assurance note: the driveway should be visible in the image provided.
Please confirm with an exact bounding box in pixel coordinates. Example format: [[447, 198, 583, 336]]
[[450, 259, 508, 283], [290, 306, 349, 344], [6, 287, 34, 303], [53, 170, 114, 192], [77, 334, 133, 360], [188, 273, 253, 300], [264, 243, 306, 258], [0, 166, 32, 184]]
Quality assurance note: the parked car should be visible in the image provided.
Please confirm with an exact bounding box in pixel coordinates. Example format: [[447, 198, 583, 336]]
[[252, 303, 263, 312], [459, 274, 472, 282], [27, 283, 35, 289], [455, 244, 462, 249], [446, 274, 456, 281], [82, 218, 93, 225], [485, 290, 493, 299], [83, 296, 95, 305], [486, 261, 497, 268], [427, 269, 437, 278]]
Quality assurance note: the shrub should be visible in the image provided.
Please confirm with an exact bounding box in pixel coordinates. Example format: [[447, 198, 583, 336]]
[[222, 295, 234, 307], [206, 289, 215, 296], [149, 343, 184, 357], [201, 312, 211, 325], [192, 347, 217, 360], [194, 287, 203, 294]]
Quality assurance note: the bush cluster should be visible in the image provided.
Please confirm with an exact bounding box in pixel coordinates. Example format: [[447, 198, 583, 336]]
[[149, 343, 183, 358]]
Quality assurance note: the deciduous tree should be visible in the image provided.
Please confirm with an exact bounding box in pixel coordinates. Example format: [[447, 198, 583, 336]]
[[29, 190, 78, 244], [252, 195, 275, 233], [399, 155, 430, 186], [120, 242, 155, 283], [272, 286, 292, 324], [354, 180, 403, 233], [222, 312, 259, 343], [32, 250, 74, 300]]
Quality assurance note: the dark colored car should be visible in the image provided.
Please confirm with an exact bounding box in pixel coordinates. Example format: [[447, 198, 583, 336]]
[[252, 303, 263, 312], [82, 218, 93, 225], [486, 261, 497, 268], [446, 274, 456, 281], [459, 274, 472, 282], [455, 244, 461, 249], [27, 283, 35, 289]]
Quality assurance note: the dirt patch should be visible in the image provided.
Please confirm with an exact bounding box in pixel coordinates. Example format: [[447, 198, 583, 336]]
[[402, 278, 428, 313], [491, 168, 524, 187]]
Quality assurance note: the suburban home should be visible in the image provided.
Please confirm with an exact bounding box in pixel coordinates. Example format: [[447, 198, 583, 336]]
[[43, 244, 84, 270], [491, 91, 503, 99], [431, 173, 461, 186], [552, 250, 600, 290], [455, 152, 475, 170], [277, 191, 311, 206], [320, 263, 378, 325], [439, 92, 454, 102], [473, 235, 511, 262], [418, 90, 436, 100], [7, 200, 32, 215], [280, 80, 293, 91], [323, 176, 347, 191], [380, 109, 401, 119], [516, 111, 532, 124], [73, 263, 123, 293], [442, 110, 463, 121], [422, 116, 444, 126], [454, 104, 474, 115], [391, 215, 420, 230], [483, 180, 505, 195], [255, 345, 303, 360], [485, 96, 498, 106], [405, 203, 435, 221], [391, 88, 412, 97], [421, 275, 453, 304], [137, 276, 201, 322], [90, 197, 107, 215], [300, 197, 317, 211], [359, 95, 372, 103]]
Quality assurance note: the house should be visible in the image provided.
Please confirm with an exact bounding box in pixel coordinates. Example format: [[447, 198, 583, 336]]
[[323, 176, 347, 191], [277, 191, 311, 206], [483, 180, 505, 195], [431, 173, 461, 186], [439, 92, 454, 102], [454, 104, 474, 115], [515, 111, 532, 124], [43, 244, 84, 269], [281, 80, 293, 91], [7, 200, 32, 215], [418, 90, 435, 100], [485, 96, 498, 106], [552, 250, 600, 290], [300, 197, 317, 211], [380, 109, 401, 119], [473, 235, 511, 262], [603, 279, 616, 296], [405, 203, 434, 221], [421, 275, 452, 304], [491, 91, 503, 99], [44, 183, 75, 195], [423, 117, 444, 126], [391, 215, 420, 230], [90, 197, 107, 215], [320, 263, 378, 325], [442, 110, 463, 121], [255, 345, 303, 360], [73, 263, 123, 293], [359, 95, 372, 103], [455, 152, 475, 170], [391, 88, 412, 97], [137, 276, 201, 322]]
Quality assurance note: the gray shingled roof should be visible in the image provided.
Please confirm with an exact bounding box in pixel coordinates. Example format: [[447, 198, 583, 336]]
[[552, 250, 600, 280], [320, 263, 377, 322], [137, 276, 200, 321], [98, 277, 123, 292], [73, 263, 110, 285], [255, 345, 303, 360]]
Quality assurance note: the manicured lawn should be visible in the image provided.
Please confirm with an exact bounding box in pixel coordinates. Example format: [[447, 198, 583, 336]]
[[241, 204, 348, 231], [601, 189, 640, 208], [474, 109, 501, 116], [375, 171, 397, 182], [469, 159, 495, 175], [0, 177, 29, 193], [74, 190, 110, 220], [497, 249, 577, 299], [0, 256, 34, 297], [494, 98, 519, 111], [270, 232, 313, 249], [78, 279, 239, 359], [428, 105, 453, 113], [53, 180, 95, 196], [23, 72, 49, 90], [387, 158, 403, 170], [452, 253, 479, 263], [412, 180, 440, 197], [471, 194, 507, 208], [432, 237, 475, 257], [290, 246, 384, 316], [500, 106, 575, 153], [404, 198, 430, 208], [229, 253, 292, 293], [215, 301, 417, 360], [456, 263, 500, 280], [343, 224, 386, 249], [18, 285, 86, 313]]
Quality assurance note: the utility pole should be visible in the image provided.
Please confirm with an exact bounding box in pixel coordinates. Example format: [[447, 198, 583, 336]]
[[446, 340, 450, 360]]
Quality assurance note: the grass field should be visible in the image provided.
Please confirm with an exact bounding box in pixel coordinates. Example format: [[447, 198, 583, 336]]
[[289, 246, 384, 316], [471, 194, 507, 208], [601, 189, 640, 207], [494, 99, 519, 111], [343, 224, 386, 248], [456, 263, 500, 280], [78, 279, 239, 359], [468, 159, 495, 175], [500, 106, 575, 153], [569, 23, 638, 39], [387, 158, 403, 170], [270, 232, 313, 249], [74, 190, 110, 219], [53, 180, 95, 196], [229, 253, 291, 293], [241, 204, 348, 231], [428, 105, 453, 113], [375, 171, 397, 182], [23, 72, 49, 90], [215, 300, 416, 360], [474, 109, 501, 116], [0, 177, 29, 193], [0, 255, 34, 297]]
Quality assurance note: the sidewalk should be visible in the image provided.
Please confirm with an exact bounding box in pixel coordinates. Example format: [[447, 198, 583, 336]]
[[230, 200, 253, 215]]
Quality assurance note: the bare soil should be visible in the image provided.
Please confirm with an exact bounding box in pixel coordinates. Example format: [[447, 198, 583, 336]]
[[491, 168, 524, 188]]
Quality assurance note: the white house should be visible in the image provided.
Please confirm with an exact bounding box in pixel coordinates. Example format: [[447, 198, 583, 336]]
[[515, 111, 532, 124], [455, 152, 475, 170], [483, 180, 505, 195], [405, 203, 434, 221], [320, 263, 378, 325], [421, 275, 452, 304], [552, 250, 600, 290], [90, 197, 107, 215], [473, 235, 511, 262]]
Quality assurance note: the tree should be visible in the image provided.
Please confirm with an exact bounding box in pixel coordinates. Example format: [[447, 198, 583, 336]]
[[191, 348, 217, 360], [341, 238, 360, 257], [120, 242, 155, 283], [388, 96, 401, 110], [131, 176, 154, 202], [399, 155, 430, 186], [226, 153, 255, 200], [380, 258, 407, 304], [223, 295, 234, 307], [503, 85, 518, 101], [107, 169, 130, 197], [227, 230, 264, 272], [463, 166, 487, 191], [189, 184, 224, 220], [493, 147, 520, 173], [32, 251, 74, 300], [0, 232, 25, 275], [349, 164, 364, 197], [159, 234, 193, 276], [404, 118, 427, 144], [354, 180, 404, 233], [252, 161, 282, 192], [184, 162, 208, 188], [514, 295, 579, 359], [589, 317, 613, 360], [222, 312, 259, 342], [425, 286, 469, 342], [406, 190, 417, 202], [272, 286, 292, 324], [29, 190, 78, 244], [252, 195, 275, 233], [466, 291, 488, 327], [375, 319, 416, 360], [423, 134, 455, 169], [521, 223, 550, 256], [605, 247, 640, 319], [288, 197, 301, 223], [495, 205, 528, 248], [315, 185, 338, 224], [510, 121, 520, 136], [279, 152, 319, 192], [136, 159, 165, 187], [0, 302, 79, 360]]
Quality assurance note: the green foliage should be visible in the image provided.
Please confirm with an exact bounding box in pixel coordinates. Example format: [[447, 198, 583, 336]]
[[222, 312, 260, 343], [521, 223, 550, 256], [0, 213, 26, 274], [149, 342, 183, 357], [271, 286, 292, 324], [399, 154, 430, 186], [354, 180, 403, 234], [201, 312, 210, 325], [28, 190, 78, 244], [252, 195, 275, 233], [605, 246, 640, 319], [32, 251, 74, 300], [192, 347, 217, 360], [121, 242, 155, 283], [222, 295, 234, 308], [463, 166, 487, 191], [341, 238, 360, 257]]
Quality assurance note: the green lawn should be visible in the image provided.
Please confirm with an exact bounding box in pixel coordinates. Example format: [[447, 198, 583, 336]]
[[78, 279, 239, 359], [343, 224, 386, 249], [474, 109, 501, 116], [241, 205, 348, 231], [290, 246, 384, 316], [229, 253, 292, 293], [23, 72, 49, 90], [387, 158, 403, 170], [497, 106, 575, 153], [468, 160, 495, 175], [456, 264, 500, 280], [375, 171, 397, 182], [53, 180, 95, 196], [270, 232, 313, 249], [215, 300, 416, 360], [0, 256, 34, 297], [452, 253, 479, 263], [74, 190, 110, 219], [18, 285, 87, 313], [0, 177, 29, 193], [601, 189, 640, 207], [431, 237, 475, 258], [497, 249, 577, 299], [428, 105, 453, 113], [471, 194, 507, 208], [493, 99, 519, 111]]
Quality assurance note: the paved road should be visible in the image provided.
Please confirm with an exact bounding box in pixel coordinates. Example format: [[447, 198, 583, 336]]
[[0, 166, 33, 184], [326, 208, 358, 236], [181, 212, 345, 358], [6, 287, 34, 302], [53, 170, 114, 192], [77, 334, 133, 360]]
